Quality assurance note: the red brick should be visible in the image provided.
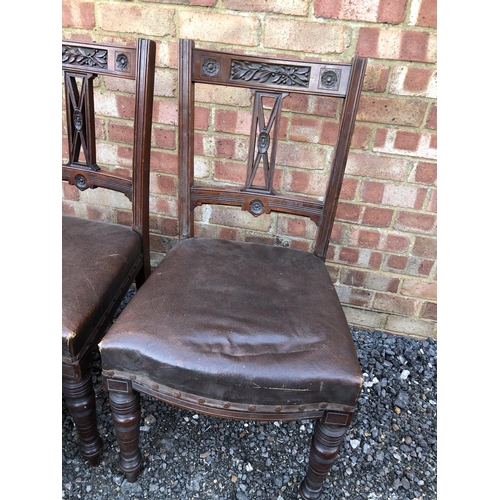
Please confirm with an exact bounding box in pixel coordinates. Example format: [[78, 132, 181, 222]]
[[352, 125, 372, 150], [362, 207, 394, 227], [426, 103, 437, 130], [214, 161, 247, 185], [347, 153, 409, 181], [290, 240, 312, 252], [62, 0, 95, 29], [377, 0, 407, 24], [312, 96, 338, 117], [413, 236, 437, 259], [215, 138, 236, 159], [264, 19, 347, 54], [62, 183, 79, 201], [282, 94, 310, 113], [369, 251, 383, 270], [401, 279, 437, 300], [358, 96, 427, 127], [387, 254, 408, 271], [62, 201, 76, 216], [420, 301, 437, 320], [350, 228, 381, 249], [179, 11, 258, 46], [339, 178, 358, 200], [330, 224, 345, 244], [374, 293, 418, 316], [151, 174, 176, 196], [414, 161, 437, 185], [403, 67, 435, 93], [116, 209, 133, 227], [337, 202, 362, 223], [395, 211, 436, 233], [314, 0, 342, 18], [416, 0, 437, 28], [356, 28, 380, 59], [374, 128, 388, 149], [222, 0, 308, 15], [400, 31, 430, 63], [150, 150, 177, 174], [418, 259, 434, 276], [338, 247, 360, 264], [341, 269, 400, 293], [385, 233, 411, 253], [363, 63, 390, 93], [108, 121, 134, 144], [394, 131, 421, 151], [427, 190, 437, 212], [116, 95, 135, 120], [361, 181, 385, 203], [152, 126, 176, 150], [99, 4, 175, 36], [290, 116, 325, 144], [286, 218, 307, 237], [144, 0, 216, 5], [195, 106, 210, 131]]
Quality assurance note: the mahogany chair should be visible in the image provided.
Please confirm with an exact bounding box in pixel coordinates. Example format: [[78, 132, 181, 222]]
[[62, 38, 156, 465], [100, 39, 367, 499]]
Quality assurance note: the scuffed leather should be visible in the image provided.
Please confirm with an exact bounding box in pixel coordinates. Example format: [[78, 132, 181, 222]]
[[101, 238, 363, 407], [62, 215, 142, 359]]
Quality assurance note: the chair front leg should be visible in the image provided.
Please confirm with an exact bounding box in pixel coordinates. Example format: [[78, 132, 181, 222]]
[[299, 411, 353, 500], [62, 373, 103, 465], [108, 382, 142, 482]]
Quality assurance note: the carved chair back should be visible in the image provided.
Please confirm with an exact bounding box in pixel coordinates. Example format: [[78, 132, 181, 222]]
[[178, 39, 367, 260], [62, 39, 155, 276]]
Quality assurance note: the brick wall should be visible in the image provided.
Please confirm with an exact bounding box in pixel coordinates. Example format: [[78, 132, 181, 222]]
[[62, 0, 437, 339]]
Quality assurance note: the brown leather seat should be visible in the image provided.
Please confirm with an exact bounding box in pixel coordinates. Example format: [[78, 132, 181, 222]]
[[103, 237, 362, 412], [61, 38, 156, 465], [101, 39, 367, 499], [62, 216, 142, 360]]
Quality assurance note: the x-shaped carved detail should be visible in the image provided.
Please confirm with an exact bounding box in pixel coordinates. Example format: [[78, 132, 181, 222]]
[[65, 72, 99, 171], [244, 91, 288, 194]]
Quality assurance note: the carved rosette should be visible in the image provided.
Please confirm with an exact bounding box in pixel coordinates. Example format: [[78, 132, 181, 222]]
[[249, 199, 265, 216], [62, 45, 108, 69], [74, 174, 88, 190], [231, 60, 310, 88], [319, 68, 342, 91], [115, 53, 129, 71], [201, 57, 221, 77]]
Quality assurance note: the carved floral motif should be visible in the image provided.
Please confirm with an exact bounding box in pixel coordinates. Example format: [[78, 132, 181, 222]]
[[116, 53, 129, 71], [62, 45, 108, 69], [231, 60, 310, 87], [202, 57, 220, 77]]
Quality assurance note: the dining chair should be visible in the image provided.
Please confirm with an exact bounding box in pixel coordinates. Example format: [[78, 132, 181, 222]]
[[100, 39, 366, 499], [62, 38, 155, 465]]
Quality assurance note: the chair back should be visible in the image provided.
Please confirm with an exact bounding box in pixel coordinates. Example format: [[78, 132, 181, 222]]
[[62, 38, 156, 275], [178, 39, 366, 261]]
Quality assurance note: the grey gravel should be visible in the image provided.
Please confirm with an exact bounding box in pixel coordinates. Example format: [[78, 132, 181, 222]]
[[62, 290, 437, 499]]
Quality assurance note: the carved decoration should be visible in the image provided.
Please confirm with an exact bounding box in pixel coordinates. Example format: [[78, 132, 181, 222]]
[[243, 91, 287, 195], [201, 57, 221, 77], [74, 174, 88, 190], [62, 45, 108, 69], [319, 68, 342, 91], [249, 199, 265, 216], [65, 74, 100, 171], [116, 53, 129, 71], [231, 60, 310, 88]]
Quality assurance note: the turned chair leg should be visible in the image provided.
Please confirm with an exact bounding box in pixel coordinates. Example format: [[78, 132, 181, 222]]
[[62, 373, 103, 465], [108, 387, 142, 482], [299, 412, 352, 500]]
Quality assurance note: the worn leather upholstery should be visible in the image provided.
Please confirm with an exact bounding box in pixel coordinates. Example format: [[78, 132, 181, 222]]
[[101, 237, 362, 408], [62, 215, 142, 361]]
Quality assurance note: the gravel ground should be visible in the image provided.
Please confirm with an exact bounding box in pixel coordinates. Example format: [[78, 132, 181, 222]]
[[62, 290, 437, 500]]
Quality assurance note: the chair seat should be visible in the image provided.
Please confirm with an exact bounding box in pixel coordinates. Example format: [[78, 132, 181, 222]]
[[101, 238, 363, 411], [62, 215, 142, 361]]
